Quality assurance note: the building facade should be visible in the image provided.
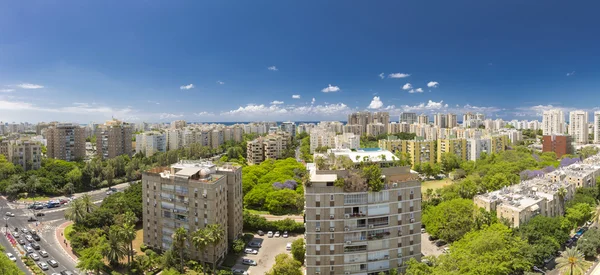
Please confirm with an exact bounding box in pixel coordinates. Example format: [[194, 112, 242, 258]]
[[305, 149, 422, 275], [437, 138, 467, 162], [595, 111, 600, 144], [46, 123, 86, 161], [569, 110, 589, 144], [136, 132, 167, 157], [96, 119, 133, 159], [142, 161, 243, 266], [542, 109, 566, 135], [399, 113, 417, 125], [542, 135, 573, 158], [0, 139, 42, 171]]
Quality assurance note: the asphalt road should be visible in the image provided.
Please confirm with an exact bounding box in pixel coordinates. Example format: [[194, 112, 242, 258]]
[[0, 182, 132, 274]]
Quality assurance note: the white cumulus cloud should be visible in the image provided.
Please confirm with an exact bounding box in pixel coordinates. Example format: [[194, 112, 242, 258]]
[[321, 84, 340, 93], [268, 66, 278, 71], [311, 98, 316, 104], [160, 113, 184, 119], [217, 81, 225, 85], [379, 73, 385, 79], [408, 88, 424, 93], [16, 83, 44, 89], [0, 89, 15, 93], [193, 111, 214, 116], [180, 84, 195, 90], [427, 81, 439, 88], [402, 83, 413, 90], [292, 95, 301, 99], [566, 71, 575, 76], [271, 100, 284, 105], [368, 96, 384, 109], [388, 73, 411, 79]]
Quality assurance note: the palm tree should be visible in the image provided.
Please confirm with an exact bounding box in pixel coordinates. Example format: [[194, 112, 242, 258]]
[[64, 199, 86, 224], [204, 224, 225, 275], [557, 187, 567, 215], [191, 229, 209, 274], [556, 247, 589, 275], [172, 227, 188, 273], [80, 194, 96, 214], [104, 227, 127, 266], [120, 222, 137, 265]]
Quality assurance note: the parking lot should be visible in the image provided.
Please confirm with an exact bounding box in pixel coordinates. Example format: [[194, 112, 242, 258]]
[[232, 232, 303, 274], [421, 232, 444, 257]]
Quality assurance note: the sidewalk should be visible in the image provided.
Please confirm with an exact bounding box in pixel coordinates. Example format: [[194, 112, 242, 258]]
[[55, 221, 78, 263]]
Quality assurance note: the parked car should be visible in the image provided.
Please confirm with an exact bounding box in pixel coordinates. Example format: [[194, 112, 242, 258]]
[[36, 212, 45, 217], [29, 253, 40, 261], [435, 240, 447, 247], [13, 232, 20, 238], [244, 248, 258, 254], [21, 228, 29, 234], [248, 241, 262, 248], [6, 253, 17, 262], [47, 259, 59, 267], [274, 231, 281, 238], [242, 259, 257, 266], [282, 231, 289, 238], [39, 250, 49, 258], [257, 230, 264, 236], [28, 216, 38, 222], [25, 246, 34, 254], [25, 235, 34, 242], [232, 269, 249, 275], [18, 239, 26, 245], [31, 242, 41, 250], [32, 234, 41, 241], [267, 231, 274, 238], [38, 262, 49, 270], [286, 243, 292, 251], [5, 212, 15, 217], [428, 235, 439, 241], [60, 271, 75, 275], [421, 228, 426, 234]]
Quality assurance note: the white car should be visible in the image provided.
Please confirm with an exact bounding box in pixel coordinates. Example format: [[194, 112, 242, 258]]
[[29, 253, 40, 261], [267, 231, 274, 238], [244, 248, 258, 254], [37, 262, 49, 270], [286, 243, 292, 251], [13, 232, 19, 238], [274, 231, 281, 238], [6, 253, 17, 262], [5, 212, 15, 217], [282, 231, 289, 238], [232, 269, 249, 275], [242, 258, 257, 266], [39, 250, 49, 257]]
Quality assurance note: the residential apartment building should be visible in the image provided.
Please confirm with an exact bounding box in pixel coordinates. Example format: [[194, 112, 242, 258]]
[[542, 134, 573, 158], [446, 113, 457, 128], [366, 123, 386, 137], [433, 113, 447, 129], [399, 113, 417, 125], [388, 122, 410, 135], [0, 139, 42, 171], [246, 133, 289, 165], [281, 121, 296, 137], [378, 137, 435, 169], [417, 114, 428, 125], [466, 138, 491, 162], [595, 112, 600, 144], [96, 119, 133, 159], [136, 132, 167, 157], [305, 148, 422, 275], [437, 138, 467, 162], [348, 112, 390, 135], [542, 109, 566, 135], [46, 123, 86, 161], [569, 110, 589, 144], [142, 161, 243, 267], [170, 120, 187, 129]]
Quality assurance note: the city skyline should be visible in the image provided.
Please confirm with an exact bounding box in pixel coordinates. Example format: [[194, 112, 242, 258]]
[[2, 1, 600, 123]]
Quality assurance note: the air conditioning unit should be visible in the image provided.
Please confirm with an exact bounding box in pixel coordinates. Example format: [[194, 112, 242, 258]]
[[392, 182, 398, 187], [346, 241, 351, 245], [410, 218, 415, 223], [369, 225, 374, 229], [173, 209, 178, 213], [344, 214, 350, 218], [345, 228, 350, 232], [316, 227, 321, 232], [330, 215, 335, 219], [330, 227, 335, 232]]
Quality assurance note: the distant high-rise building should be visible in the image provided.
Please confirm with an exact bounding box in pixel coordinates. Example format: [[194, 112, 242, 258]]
[[447, 113, 458, 128], [400, 112, 417, 125], [96, 119, 133, 159], [280, 121, 296, 137], [569, 110, 589, 144], [348, 111, 390, 134], [434, 113, 447, 128], [46, 123, 86, 161], [170, 120, 187, 129], [542, 109, 566, 135], [0, 139, 42, 171], [417, 114, 429, 125], [594, 112, 600, 144], [135, 132, 167, 157]]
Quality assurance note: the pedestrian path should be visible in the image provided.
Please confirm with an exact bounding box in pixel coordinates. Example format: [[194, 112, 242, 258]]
[[55, 221, 78, 263]]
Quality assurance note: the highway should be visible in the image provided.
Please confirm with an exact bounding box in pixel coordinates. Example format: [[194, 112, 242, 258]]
[[1, 182, 131, 274]]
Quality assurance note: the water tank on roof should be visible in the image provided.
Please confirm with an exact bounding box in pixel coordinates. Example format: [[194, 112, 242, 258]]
[[199, 168, 212, 178]]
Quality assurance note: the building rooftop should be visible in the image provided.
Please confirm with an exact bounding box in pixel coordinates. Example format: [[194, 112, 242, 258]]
[[323, 148, 397, 163]]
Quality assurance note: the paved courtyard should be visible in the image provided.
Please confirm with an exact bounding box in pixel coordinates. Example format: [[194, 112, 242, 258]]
[[232, 233, 303, 274]]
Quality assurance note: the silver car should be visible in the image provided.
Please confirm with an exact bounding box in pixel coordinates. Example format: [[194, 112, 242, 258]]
[[29, 253, 40, 261], [37, 261, 49, 270]]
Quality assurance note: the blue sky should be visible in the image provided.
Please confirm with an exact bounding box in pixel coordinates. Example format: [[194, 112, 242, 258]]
[[1, 1, 599, 123]]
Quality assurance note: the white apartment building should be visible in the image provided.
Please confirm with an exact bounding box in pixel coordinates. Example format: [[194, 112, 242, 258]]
[[310, 130, 337, 153], [466, 138, 491, 161], [136, 132, 167, 157], [542, 109, 566, 135], [367, 123, 386, 137], [335, 133, 360, 150], [167, 129, 184, 151], [569, 110, 589, 144], [594, 112, 600, 144]]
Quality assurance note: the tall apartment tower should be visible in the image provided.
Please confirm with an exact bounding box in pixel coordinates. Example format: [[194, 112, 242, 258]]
[[446, 113, 458, 128], [170, 120, 187, 129], [348, 112, 390, 134], [142, 161, 243, 267], [46, 123, 86, 161], [305, 149, 422, 275], [569, 110, 589, 144], [542, 109, 566, 135], [0, 139, 42, 171], [417, 114, 429, 125], [433, 113, 447, 129], [400, 113, 417, 125], [96, 119, 133, 159], [136, 132, 167, 157], [281, 121, 297, 137], [594, 111, 600, 144]]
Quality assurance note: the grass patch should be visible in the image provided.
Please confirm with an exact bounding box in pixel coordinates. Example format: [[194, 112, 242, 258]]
[[421, 178, 453, 193], [64, 224, 74, 241], [245, 209, 271, 215], [18, 196, 50, 203], [132, 229, 144, 256]]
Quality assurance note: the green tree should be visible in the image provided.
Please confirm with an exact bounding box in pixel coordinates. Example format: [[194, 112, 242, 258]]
[[265, 253, 302, 275], [104, 227, 127, 266], [265, 189, 303, 214], [565, 203, 593, 229], [440, 152, 461, 174], [577, 228, 600, 257], [0, 245, 24, 275], [64, 198, 87, 224], [103, 163, 115, 187], [291, 238, 305, 264], [191, 228, 209, 274], [172, 227, 188, 273], [77, 242, 107, 274], [422, 198, 477, 242], [205, 224, 225, 275], [232, 239, 245, 254], [361, 163, 384, 192], [556, 247, 589, 275]]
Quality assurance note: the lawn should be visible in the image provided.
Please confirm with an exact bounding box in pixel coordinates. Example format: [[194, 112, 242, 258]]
[[245, 209, 271, 215], [18, 196, 50, 203], [421, 178, 453, 193], [132, 229, 144, 256], [64, 224, 74, 241]]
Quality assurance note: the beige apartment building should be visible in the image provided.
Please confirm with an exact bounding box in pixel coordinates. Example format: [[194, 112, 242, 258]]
[[306, 148, 422, 275], [142, 160, 243, 266], [46, 123, 86, 161], [96, 119, 133, 159], [378, 138, 435, 169], [437, 138, 467, 162], [0, 139, 42, 171], [246, 133, 290, 165]]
